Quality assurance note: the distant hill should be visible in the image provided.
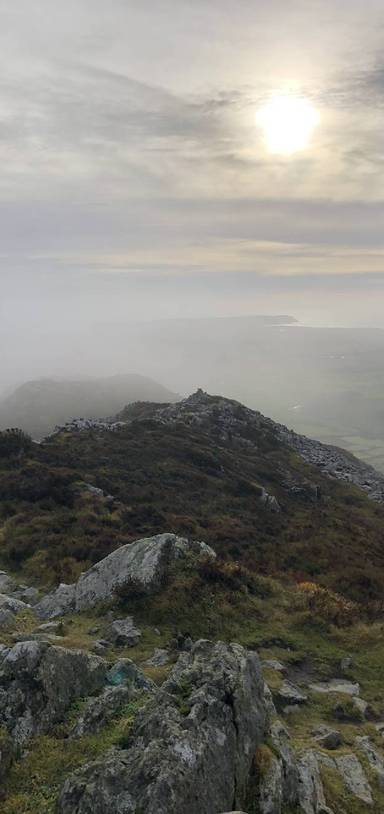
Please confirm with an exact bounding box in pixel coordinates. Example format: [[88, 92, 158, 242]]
[[0, 374, 177, 439]]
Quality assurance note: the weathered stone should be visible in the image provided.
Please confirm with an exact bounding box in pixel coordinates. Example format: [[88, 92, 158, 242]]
[[257, 751, 284, 814], [275, 680, 307, 708], [70, 686, 132, 737], [297, 750, 333, 814], [334, 753, 372, 805], [340, 657, 353, 673], [35, 582, 76, 619], [260, 720, 300, 810], [355, 736, 384, 786], [36, 534, 216, 618], [309, 679, 359, 697], [58, 640, 268, 814], [105, 617, 141, 647], [145, 648, 170, 667], [312, 726, 342, 750], [263, 683, 277, 718], [0, 594, 30, 614], [0, 641, 107, 745]]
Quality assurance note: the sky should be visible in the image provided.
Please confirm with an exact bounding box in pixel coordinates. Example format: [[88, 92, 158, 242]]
[[1, 0, 384, 388]]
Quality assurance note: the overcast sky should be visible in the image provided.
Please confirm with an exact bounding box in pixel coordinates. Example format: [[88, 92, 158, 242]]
[[2, 0, 384, 388]]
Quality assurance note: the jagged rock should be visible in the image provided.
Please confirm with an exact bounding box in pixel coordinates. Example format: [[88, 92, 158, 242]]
[[145, 648, 170, 667], [105, 617, 141, 647], [36, 534, 216, 619], [258, 720, 299, 812], [297, 750, 333, 814], [309, 679, 359, 696], [275, 680, 307, 708], [263, 683, 277, 718], [58, 640, 268, 814], [70, 686, 132, 737], [312, 726, 342, 750], [0, 641, 107, 745], [257, 751, 284, 814], [355, 736, 384, 786], [340, 656, 353, 673], [334, 754, 372, 804]]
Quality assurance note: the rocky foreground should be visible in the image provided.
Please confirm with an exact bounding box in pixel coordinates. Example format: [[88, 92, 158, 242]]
[[1, 534, 384, 812]]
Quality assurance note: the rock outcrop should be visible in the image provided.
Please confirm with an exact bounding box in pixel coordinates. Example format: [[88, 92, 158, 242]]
[[58, 639, 268, 814], [36, 533, 216, 619], [0, 641, 107, 745]]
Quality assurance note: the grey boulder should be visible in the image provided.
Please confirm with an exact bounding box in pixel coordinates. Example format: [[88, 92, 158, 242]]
[[105, 617, 141, 647], [0, 641, 107, 746], [58, 639, 268, 814], [36, 534, 216, 619]]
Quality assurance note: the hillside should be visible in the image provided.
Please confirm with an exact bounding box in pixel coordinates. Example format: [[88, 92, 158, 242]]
[[0, 374, 177, 439], [1, 390, 384, 606], [2, 391, 384, 813]]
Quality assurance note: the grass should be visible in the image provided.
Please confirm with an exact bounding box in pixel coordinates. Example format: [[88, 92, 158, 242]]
[[1, 697, 146, 814]]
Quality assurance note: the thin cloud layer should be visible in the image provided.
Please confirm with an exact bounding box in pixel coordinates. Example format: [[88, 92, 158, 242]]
[[1, 0, 384, 391]]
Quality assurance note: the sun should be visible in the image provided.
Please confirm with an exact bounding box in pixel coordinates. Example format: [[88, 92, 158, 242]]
[[256, 93, 320, 155]]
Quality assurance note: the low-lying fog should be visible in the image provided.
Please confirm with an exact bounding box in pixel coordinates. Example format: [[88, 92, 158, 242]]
[[1, 311, 384, 472]]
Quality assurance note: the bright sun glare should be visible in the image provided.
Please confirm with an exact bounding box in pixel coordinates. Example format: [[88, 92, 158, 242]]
[[256, 93, 320, 155]]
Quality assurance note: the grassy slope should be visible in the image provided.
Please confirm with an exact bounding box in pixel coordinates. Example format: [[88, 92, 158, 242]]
[[1, 413, 384, 606], [1, 404, 384, 812]]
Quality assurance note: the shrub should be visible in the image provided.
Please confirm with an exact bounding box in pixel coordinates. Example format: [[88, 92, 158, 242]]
[[297, 581, 359, 627], [0, 429, 32, 459]]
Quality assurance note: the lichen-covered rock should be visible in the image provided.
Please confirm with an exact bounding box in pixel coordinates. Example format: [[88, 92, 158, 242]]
[[355, 736, 384, 787], [58, 640, 268, 814], [297, 751, 333, 814], [36, 534, 216, 618], [105, 617, 141, 647], [70, 686, 132, 738], [0, 641, 107, 745], [0, 594, 30, 614], [35, 582, 76, 619], [334, 754, 372, 805]]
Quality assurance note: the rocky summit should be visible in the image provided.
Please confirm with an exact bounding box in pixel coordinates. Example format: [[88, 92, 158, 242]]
[[1, 390, 384, 813]]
